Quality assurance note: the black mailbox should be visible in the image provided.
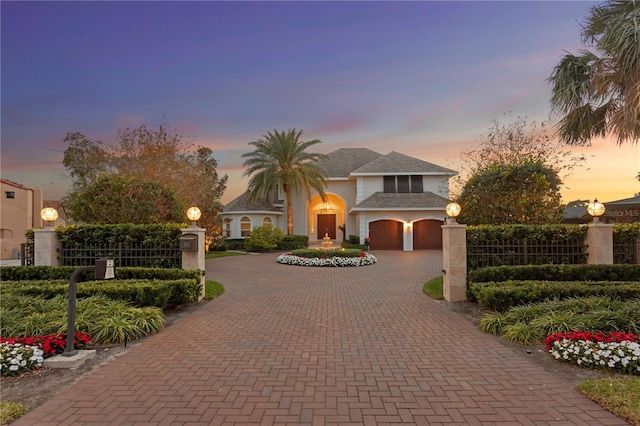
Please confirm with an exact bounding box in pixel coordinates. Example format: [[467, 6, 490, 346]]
[[95, 258, 115, 280], [180, 234, 199, 252]]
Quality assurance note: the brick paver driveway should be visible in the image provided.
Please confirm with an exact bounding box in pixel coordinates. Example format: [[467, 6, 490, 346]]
[[15, 251, 626, 425]]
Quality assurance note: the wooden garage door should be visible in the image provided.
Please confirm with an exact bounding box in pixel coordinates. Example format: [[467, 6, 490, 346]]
[[413, 219, 443, 250], [369, 220, 403, 250]]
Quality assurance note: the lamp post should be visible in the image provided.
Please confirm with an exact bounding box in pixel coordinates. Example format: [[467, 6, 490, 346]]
[[445, 202, 461, 224], [587, 199, 606, 223], [186, 206, 201, 228], [40, 207, 58, 227]]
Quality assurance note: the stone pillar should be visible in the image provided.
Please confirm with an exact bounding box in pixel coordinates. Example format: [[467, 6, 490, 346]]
[[442, 221, 467, 302], [33, 228, 61, 266], [181, 226, 206, 300], [586, 221, 614, 265]]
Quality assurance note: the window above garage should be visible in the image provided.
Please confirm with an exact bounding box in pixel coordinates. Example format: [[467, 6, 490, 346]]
[[383, 176, 423, 193]]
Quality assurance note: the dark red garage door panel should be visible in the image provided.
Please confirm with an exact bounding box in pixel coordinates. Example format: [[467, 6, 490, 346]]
[[413, 219, 443, 250], [369, 220, 403, 250]]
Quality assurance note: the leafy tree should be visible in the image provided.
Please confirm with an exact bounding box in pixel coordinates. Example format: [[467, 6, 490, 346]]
[[242, 129, 328, 235], [62, 123, 228, 235], [453, 117, 578, 225], [548, 0, 640, 145], [457, 161, 564, 225], [64, 175, 183, 224]]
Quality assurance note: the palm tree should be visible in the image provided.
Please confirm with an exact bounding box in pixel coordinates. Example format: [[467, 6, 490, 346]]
[[548, 0, 639, 146], [242, 129, 328, 235]]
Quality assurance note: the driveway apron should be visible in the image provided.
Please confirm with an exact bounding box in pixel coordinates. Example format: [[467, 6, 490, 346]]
[[13, 251, 626, 425]]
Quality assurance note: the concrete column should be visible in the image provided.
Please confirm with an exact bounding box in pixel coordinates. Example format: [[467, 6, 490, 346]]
[[33, 228, 61, 266], [181, 226, 206, 300], [442, 221, 467, 302], [586, 221, 614, 265]]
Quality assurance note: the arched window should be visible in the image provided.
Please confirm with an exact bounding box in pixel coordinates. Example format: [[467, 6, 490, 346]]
[[223, 220, 231, 238], [240, 217, 251, 237], [262, 217, 272, 227]]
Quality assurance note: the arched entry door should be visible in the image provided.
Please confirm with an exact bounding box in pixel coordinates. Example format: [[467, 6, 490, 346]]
[[368, 220, 403, 250], [317, 214, 336, 239]]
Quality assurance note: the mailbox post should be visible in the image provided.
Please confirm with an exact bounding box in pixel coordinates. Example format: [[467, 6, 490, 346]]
[[64, 258, 115, 356]]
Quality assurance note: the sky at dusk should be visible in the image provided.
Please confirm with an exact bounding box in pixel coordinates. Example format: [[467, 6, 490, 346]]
[[1, 1, 638, 206]]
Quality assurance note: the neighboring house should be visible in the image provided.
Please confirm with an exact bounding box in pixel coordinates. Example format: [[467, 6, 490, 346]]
[[0, 178, 43, 260], [563, 196, 640, 224], [221, 148, 457, 251]]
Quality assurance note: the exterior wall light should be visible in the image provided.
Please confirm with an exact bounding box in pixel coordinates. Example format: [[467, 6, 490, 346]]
[[40, 207, 58, 227], [186, 206, 202, 227], [445, 202, 461, 223], [587, 199, 605, 222]]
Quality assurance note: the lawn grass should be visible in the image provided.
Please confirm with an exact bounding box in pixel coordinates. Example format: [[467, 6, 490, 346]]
[[577, 377, 640, 425], [0, 401, 28, 426], [205, 280, 225, 300], [423, 276, 444, 300], [205, 251, 248, 259]]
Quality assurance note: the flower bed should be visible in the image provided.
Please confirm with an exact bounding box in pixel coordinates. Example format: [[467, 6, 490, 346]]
[[0, 344, 44, 376], [276, 252, 377, 267], [545, 331, 640, 375]]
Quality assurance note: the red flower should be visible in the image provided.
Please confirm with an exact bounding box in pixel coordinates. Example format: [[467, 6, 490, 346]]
[[544, 331, 638, 351]]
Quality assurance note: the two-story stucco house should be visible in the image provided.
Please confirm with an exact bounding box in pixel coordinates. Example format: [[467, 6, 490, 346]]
[[221, 148, 457, 251]]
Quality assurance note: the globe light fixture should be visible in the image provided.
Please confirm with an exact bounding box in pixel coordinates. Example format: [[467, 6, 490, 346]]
[[445, 202, 461, 223], [186, 206, 201, 227], [40, 207, 58, 227], [587, 199, 605, 222]]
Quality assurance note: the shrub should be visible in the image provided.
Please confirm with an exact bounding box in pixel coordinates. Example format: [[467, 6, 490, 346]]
[[348, 235, 360, 245], [277, 235, 309, 250], [244, 225, 284, 252], [225, 238, 245, 250], [478, 297, 640, 343], [468, 280, 640, 311], [468, 264, 640, 285], [290, 248, 363, 259]]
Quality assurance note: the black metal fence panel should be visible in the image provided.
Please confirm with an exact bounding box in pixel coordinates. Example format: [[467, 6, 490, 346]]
[[613, 235, 638, 264], [61, 243, 181, 269], [467, 238, 588, 271]]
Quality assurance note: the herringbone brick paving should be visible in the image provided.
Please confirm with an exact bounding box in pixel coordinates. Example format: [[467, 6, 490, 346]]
[[13, 251, 628, 425]]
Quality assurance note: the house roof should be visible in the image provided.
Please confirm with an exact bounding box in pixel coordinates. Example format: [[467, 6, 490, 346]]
[[0, 178, 32, 190], [222, 191, 282, 214], [351, 191, 450, 211], [316, 148, 383, 178], [605, 195, 640, 207], [351, 151, 457, 176]]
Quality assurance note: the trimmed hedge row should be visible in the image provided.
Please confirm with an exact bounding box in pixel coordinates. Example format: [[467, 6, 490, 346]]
[[1, 279, 199, 309], [290, 248, 363, 258], [468, 264, 640, 284], [0, 266, 201, 282], [468, 280, 640, 312]]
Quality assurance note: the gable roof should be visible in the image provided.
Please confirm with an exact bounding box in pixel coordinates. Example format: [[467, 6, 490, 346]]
[[222, 191, 282, 214], [605, 196, 640, 207], [351, 191, 450, 211], [351, 151, 457, 176], [316, 148, 383, 178]]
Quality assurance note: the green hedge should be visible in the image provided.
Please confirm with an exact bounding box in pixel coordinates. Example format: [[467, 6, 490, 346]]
[[55, 223, 185, 248], [340, 241, 368, 251], [290, 248, 363, 258], [467, 224, 588, 242], [468, 280, 640, 311], [225, 239, 245, 250], [468, 264, 640, 284], [277, 235, 309, 250], [0, 266, 200, 282], [1, 279, 199, 309]]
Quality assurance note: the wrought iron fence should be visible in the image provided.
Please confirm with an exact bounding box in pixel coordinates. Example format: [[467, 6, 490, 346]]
[[467, 237, 588, 271], [20, 242, 34, 266], [61, 243, 181, 268], [613, 235, 638, 264]]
